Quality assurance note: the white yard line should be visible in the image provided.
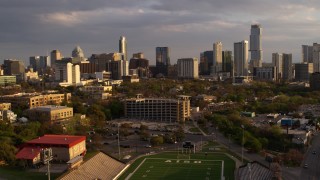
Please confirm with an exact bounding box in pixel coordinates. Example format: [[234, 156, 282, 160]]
[[125, 158, 147, 180], [114, 164, 130, 180], [126, 158, 224, 180]]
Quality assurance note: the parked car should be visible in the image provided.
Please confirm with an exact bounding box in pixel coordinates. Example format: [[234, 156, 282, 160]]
[[183, 141, 194, 148], [120, 145, 131, 148]]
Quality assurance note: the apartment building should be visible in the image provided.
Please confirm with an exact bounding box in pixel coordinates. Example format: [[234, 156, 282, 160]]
[[0, 93, 71, 109], [81, 85, 112, 100], [0, 103, 11, 110]]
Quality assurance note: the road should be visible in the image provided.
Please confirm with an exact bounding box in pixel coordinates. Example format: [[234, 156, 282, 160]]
[[207, 126, 301, 180], [300, 133, 320, 180], [100, 132, 204, 161]]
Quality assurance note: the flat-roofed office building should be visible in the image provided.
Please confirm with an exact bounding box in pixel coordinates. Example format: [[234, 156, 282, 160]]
[[25, 105, 73, 122], [177, 58, 199, 79], [124, 95, 190, 123]]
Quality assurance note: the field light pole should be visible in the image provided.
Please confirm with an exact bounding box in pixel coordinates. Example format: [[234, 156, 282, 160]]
[[241, 125, 244, 164], [118, 123, 121, 160]]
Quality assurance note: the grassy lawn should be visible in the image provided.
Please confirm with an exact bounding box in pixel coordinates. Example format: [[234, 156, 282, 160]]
[[118, 152, 235, 180], [198, 125, 209, 134], [202, 141, 249, 163], [188, 127, 201, 133], [0, 166, 61, 180]]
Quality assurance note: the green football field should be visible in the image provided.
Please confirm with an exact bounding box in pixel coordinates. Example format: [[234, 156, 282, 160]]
[[118, 152, 235, 180]]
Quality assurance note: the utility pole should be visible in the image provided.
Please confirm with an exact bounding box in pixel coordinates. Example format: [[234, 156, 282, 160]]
[[42, 148, 53, 180], [118, 123, 121, 160], [241, 125, 245, 164]]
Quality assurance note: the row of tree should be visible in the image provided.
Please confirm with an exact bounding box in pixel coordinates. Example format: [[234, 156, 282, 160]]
[[205, 111, 299, 153]]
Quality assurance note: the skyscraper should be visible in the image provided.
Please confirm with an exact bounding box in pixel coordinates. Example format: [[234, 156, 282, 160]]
[[222, 50, 233, 75], [51, 50, 62, 70], [72, 46, 85, 58], [234, 41, 249, 76], [213, 42, 222, 74], [295, 63, 313, 82], [200, 51, 213, 75], [29, 56, 40, 72], [3, 59, 25, 75], [156, 47, 170, 76], [302, 45, 313, 63], [89, 52, 122, 72], [313, 43, 320, 72], [177, 58, 198, 79], [30, 56, 50, 75], [39, 56, 50, 69], [282, 53, 293, 81], [119, 36, 127, 61], [250, 24, 263, 69], [272, 53, 283, 82]]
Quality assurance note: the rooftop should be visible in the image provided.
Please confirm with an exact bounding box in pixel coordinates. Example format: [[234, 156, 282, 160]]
[[0, 92, 40, 98], [31, 105, 72, 111], [27, 134, 85, 148], [16, 147, 41, 160], [59, 152, 126, 180]]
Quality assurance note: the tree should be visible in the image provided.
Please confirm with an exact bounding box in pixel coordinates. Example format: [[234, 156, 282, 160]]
[[140, 131, 150, 141], [119, 128, 130, 137], [75, 124, 90, 136], [121, 123, 132, 129], [0, 141, 17, 165], [140, 124, 148, 131], [0, 121, 14, 134], [102, 108, 112, 121], [173, 127, 185, 142], [284, 149, 303, 166], [245, 136, 262, 152], [92, 134, 103, 149], [150, 136, 164, 146], [163, 133, 175, 144], [15, 121, 41, 141], [72, 96, 87, 114], [108, 100, 124, 118], [258, 137, 269, 149], [87, 104, 106, 127]]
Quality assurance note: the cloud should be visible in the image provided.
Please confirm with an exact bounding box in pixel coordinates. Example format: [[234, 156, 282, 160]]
[[0, 0, 319, 63]]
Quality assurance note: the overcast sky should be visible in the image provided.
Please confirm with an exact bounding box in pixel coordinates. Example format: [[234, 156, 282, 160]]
[[0, 0, 319, 65]]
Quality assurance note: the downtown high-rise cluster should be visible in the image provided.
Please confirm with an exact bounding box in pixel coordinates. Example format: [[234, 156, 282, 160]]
[[0, 24, 320, 86]]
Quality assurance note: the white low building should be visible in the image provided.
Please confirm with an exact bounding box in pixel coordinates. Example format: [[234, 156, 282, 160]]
[[0, 110, 17, 123]]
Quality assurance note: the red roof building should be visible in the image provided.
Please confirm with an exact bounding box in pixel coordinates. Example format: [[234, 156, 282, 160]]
[[16, 147, 41, 160], [16, 134, 86, 164], [26, 134, 86, 148]]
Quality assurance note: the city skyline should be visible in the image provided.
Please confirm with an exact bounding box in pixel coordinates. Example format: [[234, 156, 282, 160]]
[[0, 0, 319, 65]]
